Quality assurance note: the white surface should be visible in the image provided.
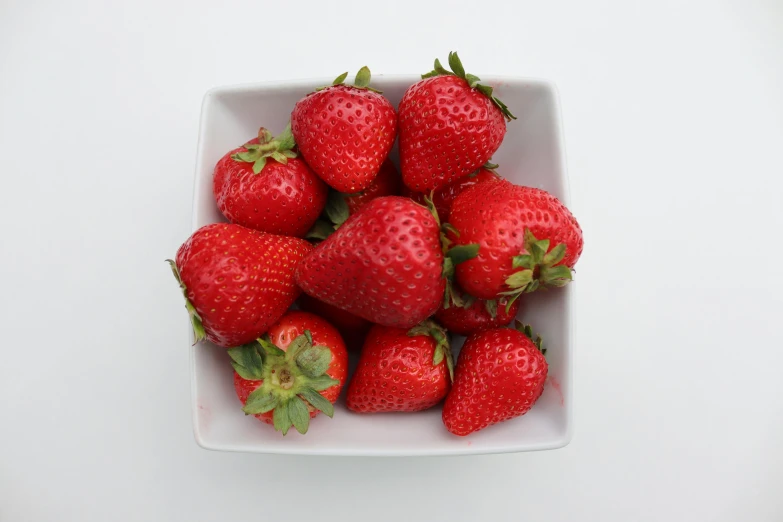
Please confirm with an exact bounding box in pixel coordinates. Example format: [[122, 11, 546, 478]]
[[193, 76, 573, 455], [1, 0, 782, 519]]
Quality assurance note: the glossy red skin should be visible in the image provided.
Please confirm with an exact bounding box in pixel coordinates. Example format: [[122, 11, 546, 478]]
[[213, 140, 328, 238], [344, 159, 401, 215], [291, 85, 397, 193], [175, 223, 312, 347], [295, 196, 445, 328], [403, 167, 499, 223], [346, 324, 450, 413], [435, 296, 521, 336], [297, 293, 371, 350], [233, 311, 349, 425], [442, 327, 547, 436], [449, 181, 584, 299], [398, 75, 506, 192]]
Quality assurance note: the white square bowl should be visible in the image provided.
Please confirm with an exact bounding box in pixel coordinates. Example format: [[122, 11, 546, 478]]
[[189, 75, 573, 456]]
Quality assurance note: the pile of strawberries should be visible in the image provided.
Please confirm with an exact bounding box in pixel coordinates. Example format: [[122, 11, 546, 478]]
[[169, 52, 583, 437]]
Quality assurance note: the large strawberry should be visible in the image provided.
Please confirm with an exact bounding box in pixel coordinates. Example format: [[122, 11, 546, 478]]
[[398, 52, 515, 192], [291, 67, 397, 193], [231, 311, 348, 435], [435, 292, 520, 336], [346, 320, 452, 413], [403, 163, 500, 222], [442, 322, 547, 436], [213, 125, 328, 238], [448, 180, 583, 303], [295, 196, 478, 329], [167, 223, 312, 347], [297, 293, 371, 351]]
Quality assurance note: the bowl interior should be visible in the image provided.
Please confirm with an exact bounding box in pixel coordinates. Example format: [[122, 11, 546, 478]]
[[191, 75, 572, 455]]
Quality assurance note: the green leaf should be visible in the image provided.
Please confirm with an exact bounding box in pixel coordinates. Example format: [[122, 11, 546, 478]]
[[304, 330, 313, 344], [232, 150, 258, 163], [543, 243, 567, 267], [270, 151, 288, 164], [433, 58, 451, 76], [505, 292, 522, 314], [308, 374, 340, 391], [512, 255, 534, 269], [281, 149, 297, 159], [442, 222, 460, 238], [354, 66, 371, 88], [505, 269, 533, 289], [296, 346, 332, 378], [465, 73, 481, 87], [325, 191, 350, 226], [258, 337, 286, 357], [285, 333, 312, 363], [275, 122, 295, 151], [483, 161, 499, 170], [273, 400, 292, 435], [305, 219, 335, 241], [332, 72, 348, 85], [432, 345, 444, 366], [227, 343, 265, 380], [530, 239, 550, 263], [448, 51, 466, 79], [243, 389, 279, 415], [446, 244, 480, 265], [299, 387, 334, 418], [252, 157, 267, 174], [540, 265, 573, 287], [442, 256, 455, 279], [476, 84, 493, 98], [484, 299, 498, 319], [288, 396, 310, 434]]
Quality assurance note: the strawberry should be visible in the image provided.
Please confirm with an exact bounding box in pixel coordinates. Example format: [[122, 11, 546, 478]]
[[435, 292, 520, 336], [213, 125, 328, 238], [295, 196, 479, 329], [398, 52, 515, 192], [167, 223, 312, 347], [346, 320, 452, 413], [297, 293, 371, 350], [442, 322, 547, 436], [403, 163, 500, 222], [230, 311, 348, 435], [291, 67, 397, 193], [448, 180, 583, 303]]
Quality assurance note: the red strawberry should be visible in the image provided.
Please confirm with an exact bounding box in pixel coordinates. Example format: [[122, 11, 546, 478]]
[[435, 293, 520, 336], [295, 196, 478, 328], [167, 223, 312, 347], [448, 180, 583, 302], [398, 52, 515, 192], [346, 320, 452, 413], [297, 293, 371, 350], [213, 126, 328, 237], [442, 322, 547, 436], [231, 311, 348, 435], [403, 164, 500, 222], [291, 67, 397, 193]]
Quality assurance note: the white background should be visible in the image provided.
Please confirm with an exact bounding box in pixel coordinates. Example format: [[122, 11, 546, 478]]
[[1, 0, 782, 520]]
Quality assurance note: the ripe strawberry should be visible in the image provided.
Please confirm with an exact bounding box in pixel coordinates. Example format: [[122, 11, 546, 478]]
[[346, 320, 452, 413], [403, 163, 500, 222], [291, 67, 397, 193], [435, 292, 520, 336], [448, 180, 583, 302], [167, 223, 312, 347], [213, 126, 328, 238], [295, 196, 479, 328], [231, 311, 348, 435], [442, 322, 547, 436], [297, 293, 371, 350], [398, 52, 515, 192]]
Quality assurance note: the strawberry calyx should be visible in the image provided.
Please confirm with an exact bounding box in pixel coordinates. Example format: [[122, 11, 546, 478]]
[[499, 229, 574, 312], [514, 320, 545, 355], [408, 319, 454, 381], [231, 124, 297, 174], [316, 66, 382, 94], [421, 51, 517, 122], [166, 259, 206, 344], [228, 331, 339, 435], [305, 190, 350, 241]]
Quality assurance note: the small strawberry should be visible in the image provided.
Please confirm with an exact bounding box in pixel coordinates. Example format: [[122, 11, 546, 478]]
[[403, 163, 500, 222], [442, 322, 547, 436], [213, 125, 328, 238], [297, 293, 371, 350], [398, 52, 515, 192], [435, 292, 520, 336], [167, 223, 312, 347], [346, 320, 452, 413], [231, 311, 348, 435], [291, 67, 397, 193], [448, 180, 583, 303], [295, 196, 479, 329]]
